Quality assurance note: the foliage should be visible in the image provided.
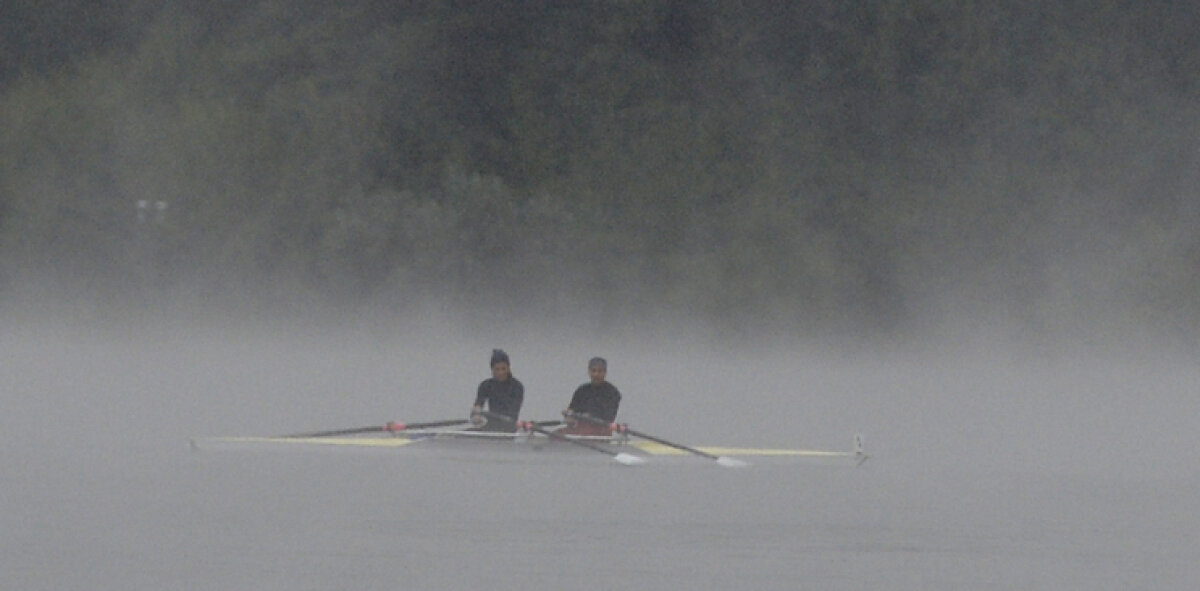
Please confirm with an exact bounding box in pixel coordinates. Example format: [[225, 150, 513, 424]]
[[1, 0, 1198, 339]]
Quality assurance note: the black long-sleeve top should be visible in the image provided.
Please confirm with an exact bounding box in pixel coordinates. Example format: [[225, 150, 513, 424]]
[[474, 377, 524, 430], [567, 381, 621, 422]]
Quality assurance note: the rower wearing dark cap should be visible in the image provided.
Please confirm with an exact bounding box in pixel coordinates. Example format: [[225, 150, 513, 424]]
[[560, 357, 622, 436], [470, 349, 524, 432]]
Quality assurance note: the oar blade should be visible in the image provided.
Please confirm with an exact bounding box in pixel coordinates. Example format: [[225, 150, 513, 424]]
[[715, 456, 750, 468], [613, 452, 646, 466]]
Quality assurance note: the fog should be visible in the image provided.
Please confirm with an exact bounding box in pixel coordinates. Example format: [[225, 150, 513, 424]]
[[4, 2, 1200, 344], [3, 2, 1200, 587], [3, 315, 1197, 589]]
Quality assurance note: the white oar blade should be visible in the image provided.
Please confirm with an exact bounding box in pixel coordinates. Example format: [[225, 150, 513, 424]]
[[716, 456, 749, 468], [613, 453, 646, 466]]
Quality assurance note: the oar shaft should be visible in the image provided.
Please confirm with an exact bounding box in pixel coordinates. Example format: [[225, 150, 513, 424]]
[[571, 413, 722, 461], [280, 419, 467, 438], [481, 412, 620, 458], [281, 426, 386, 438], [624, 427, 719, 460], [389, 419, 470, 431]]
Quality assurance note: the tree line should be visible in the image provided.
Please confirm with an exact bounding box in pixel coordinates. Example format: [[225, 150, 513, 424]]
[[1, 0, 1197, 340]]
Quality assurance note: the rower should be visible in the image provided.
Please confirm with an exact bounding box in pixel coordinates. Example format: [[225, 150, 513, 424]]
[[470, 349, 524, 432], [559, 357, 621, 436]]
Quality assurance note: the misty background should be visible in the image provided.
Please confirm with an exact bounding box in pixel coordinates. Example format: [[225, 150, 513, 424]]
[[2, 1, 1197, 347]]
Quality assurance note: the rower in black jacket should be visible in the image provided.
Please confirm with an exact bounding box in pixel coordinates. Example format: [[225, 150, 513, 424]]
[[560, 357, 621, 436], [470, 349, 524, 432]]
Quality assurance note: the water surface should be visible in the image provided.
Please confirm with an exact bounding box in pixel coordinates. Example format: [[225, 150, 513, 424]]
[[3, 325, 1196, 589]]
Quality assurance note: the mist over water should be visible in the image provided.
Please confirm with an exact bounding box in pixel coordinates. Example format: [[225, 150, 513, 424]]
[[3, 316, 1197, 590]]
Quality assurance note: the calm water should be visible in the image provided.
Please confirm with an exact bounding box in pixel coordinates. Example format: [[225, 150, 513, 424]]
[[3, 324, 1197, 590]]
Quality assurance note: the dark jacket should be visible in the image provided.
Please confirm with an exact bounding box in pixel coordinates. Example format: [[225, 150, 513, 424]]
[[474, 377, 524, 431], [567, 380, 621, 423]]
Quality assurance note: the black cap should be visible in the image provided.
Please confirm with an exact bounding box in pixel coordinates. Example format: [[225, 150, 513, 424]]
[[491, 349, 510, 366], [588, 356, 606, 369]]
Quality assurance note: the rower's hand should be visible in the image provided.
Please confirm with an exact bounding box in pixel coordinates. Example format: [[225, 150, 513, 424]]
[[561, 409, 576, 425], [470, 407, 486, 427]]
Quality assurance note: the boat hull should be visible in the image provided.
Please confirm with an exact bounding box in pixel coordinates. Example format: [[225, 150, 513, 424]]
[[192, 429, 865, 462]]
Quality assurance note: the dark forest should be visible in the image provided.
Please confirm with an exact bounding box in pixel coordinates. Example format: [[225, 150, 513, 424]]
[[2, 1, 1197, 341]]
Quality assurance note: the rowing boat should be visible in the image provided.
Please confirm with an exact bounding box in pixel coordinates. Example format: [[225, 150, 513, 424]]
[[191, 427, 868, 465]]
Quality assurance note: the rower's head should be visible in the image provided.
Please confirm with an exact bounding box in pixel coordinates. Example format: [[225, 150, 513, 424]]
[[491, 349, 511, 381], [587, 357, 607, 383]]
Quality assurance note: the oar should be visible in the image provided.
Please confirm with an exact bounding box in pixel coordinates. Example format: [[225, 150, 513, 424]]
[[573, 414, 748, 468], [480, 411, 645, 466], [279, 419, 468, 438]]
